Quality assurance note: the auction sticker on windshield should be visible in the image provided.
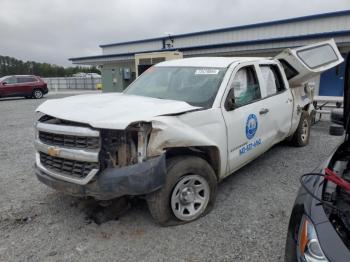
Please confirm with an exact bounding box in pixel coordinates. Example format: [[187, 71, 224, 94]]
[[195, 69, 220, 75]]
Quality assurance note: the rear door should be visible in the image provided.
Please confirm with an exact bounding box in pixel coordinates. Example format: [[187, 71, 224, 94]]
[[17, 76, 37, 95], [257, 63, 294, 142], [275, 39, 344, 86]]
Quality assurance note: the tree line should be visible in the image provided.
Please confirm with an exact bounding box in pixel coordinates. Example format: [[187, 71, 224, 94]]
[[0, 55, 100, 77]]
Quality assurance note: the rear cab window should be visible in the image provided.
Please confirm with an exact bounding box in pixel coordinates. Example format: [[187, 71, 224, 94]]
[[278, 59, 298, 80]]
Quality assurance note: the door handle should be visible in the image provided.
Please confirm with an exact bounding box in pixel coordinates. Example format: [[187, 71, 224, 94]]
[[259, 108, 269, 115]]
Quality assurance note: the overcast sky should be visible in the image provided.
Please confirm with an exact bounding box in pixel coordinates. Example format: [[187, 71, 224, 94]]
[[0, 0, 349, 67]]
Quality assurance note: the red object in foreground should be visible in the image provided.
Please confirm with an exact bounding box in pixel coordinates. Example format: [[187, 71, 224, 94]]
[[325, 168, 350, 192]]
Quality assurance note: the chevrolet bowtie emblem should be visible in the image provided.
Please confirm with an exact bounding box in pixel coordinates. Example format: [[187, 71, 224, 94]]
[[47, 146, 60, 157]]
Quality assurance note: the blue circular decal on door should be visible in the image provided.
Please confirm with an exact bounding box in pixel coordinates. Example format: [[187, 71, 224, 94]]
[[246, 114, 258, 140]]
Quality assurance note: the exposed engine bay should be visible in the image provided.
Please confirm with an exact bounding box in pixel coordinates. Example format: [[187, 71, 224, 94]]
[[323, 145, 350, 248], [38, 115, 152, 170]]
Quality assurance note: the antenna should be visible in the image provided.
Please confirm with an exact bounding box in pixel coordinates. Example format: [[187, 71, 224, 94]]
[[164, 32, 174, 48]]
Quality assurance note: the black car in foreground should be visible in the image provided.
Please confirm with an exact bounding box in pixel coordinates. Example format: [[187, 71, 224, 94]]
[[285, 54, 350, 262]]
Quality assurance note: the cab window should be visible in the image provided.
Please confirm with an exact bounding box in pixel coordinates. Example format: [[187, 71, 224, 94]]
[[231, 66, 261, 107], [260, 65, 285, 96]]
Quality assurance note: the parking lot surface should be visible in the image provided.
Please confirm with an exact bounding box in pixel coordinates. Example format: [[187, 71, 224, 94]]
[[0, 94, 342, 262]]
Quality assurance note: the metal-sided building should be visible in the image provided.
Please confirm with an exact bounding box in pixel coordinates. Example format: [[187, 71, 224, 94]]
[[70, 10, 350, 95]]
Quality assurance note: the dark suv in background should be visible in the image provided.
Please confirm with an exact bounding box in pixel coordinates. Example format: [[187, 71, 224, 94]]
[[0, 75, 48, 99]]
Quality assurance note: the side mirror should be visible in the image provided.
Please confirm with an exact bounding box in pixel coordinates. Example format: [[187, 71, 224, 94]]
[[225, 88, 236, 111], [2, 82, 7, 85]]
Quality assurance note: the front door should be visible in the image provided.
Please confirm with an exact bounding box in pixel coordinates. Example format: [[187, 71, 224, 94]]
[[222, 63, 272, 173], [1, 76, 18, 96]]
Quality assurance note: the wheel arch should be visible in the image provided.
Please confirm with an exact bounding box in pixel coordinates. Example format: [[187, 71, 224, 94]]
[[165, 146, 221, 181]]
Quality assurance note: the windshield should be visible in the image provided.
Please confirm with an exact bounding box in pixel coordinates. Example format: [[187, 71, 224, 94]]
[[124, 66, 226, 107]]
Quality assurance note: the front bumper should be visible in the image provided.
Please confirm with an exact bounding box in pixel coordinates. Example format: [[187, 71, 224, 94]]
[[35, 154, 166, 200], [43, 86, 49, 94]]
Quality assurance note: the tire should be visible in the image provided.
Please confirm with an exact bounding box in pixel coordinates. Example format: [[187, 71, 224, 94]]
[[32, 89, 43, 99], [290, 111, 311, 147], [329, 124, 344, 136], [146, 156, 217, 226]]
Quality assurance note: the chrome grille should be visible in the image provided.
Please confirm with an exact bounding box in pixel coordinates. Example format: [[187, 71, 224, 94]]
[[35, 119, 100, 184], [39, 152, 99, 179], [39, 131, 100, 149]]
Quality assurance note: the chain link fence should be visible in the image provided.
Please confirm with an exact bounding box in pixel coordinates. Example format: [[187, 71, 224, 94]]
[[42, 77, 102, 90]]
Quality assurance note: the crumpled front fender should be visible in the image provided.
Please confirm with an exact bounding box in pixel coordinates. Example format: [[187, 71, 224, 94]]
[[147, 116, 219, 157]]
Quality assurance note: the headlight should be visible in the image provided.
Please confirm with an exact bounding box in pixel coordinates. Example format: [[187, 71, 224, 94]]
[[298, 216, 328, 262]]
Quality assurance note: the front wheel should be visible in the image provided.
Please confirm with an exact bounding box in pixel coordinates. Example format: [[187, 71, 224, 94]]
[[33, 89, 43, 99], [290, 111, 311, 147], [146, 156, 217, 226]]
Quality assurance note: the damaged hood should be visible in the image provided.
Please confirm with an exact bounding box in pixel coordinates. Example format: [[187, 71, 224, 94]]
[[36, 93, 200, 129]]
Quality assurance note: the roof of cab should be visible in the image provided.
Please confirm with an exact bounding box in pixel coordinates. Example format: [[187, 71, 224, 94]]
[[155, 57, 267, 68]]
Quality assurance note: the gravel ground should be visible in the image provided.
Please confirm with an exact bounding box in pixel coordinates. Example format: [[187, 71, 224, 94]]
[[0, 94, 342, 262]]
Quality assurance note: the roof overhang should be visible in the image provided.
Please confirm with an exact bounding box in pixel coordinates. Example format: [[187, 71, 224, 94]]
[[99, 10, 350, 48], [70, 30, 350, 65], [69, 53, 134, 65]]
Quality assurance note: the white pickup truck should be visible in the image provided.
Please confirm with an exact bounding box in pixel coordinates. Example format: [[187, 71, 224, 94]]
[[34, 40, 343, 225]]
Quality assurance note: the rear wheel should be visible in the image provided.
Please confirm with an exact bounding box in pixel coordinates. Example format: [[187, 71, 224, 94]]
[[33, 89, 43, 99], [146, 156, 217, 226], [290, 111, 311, 147]]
